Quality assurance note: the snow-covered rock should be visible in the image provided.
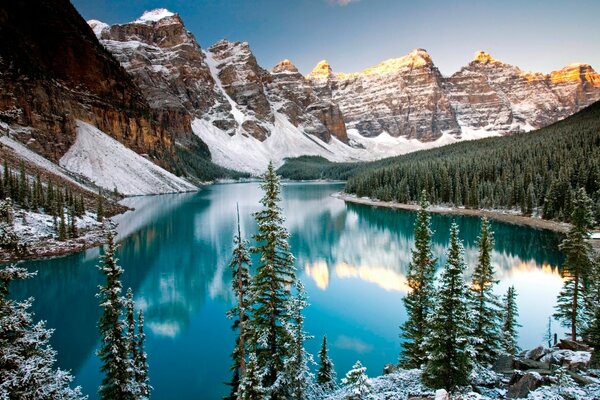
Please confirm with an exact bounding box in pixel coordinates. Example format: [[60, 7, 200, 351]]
[[59, 121, 197, 195]]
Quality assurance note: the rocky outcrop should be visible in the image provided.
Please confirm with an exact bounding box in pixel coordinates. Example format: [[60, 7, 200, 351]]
[[308, 49, 461, 140], [445, 51, 600, 134], [0, 0, 177, 168], [308, 50, 600, 141], [268, 59, 347, 142]]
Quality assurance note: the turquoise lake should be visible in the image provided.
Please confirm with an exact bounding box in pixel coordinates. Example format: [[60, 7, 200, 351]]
[[11, 182, 565, 399]]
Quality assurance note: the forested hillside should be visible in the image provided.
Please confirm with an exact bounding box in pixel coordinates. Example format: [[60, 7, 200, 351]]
[[343, 100, 600, 223]]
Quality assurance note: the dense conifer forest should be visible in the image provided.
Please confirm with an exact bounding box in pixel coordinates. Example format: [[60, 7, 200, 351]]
[[280, 101, 600, 224]]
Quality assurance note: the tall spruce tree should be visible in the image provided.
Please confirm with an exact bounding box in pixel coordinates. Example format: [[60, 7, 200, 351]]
[[0, 265, 85, 399], [246, 162, 297, 399], [96, 227, 135, 400], [469, 218, 501, 366], [554, 188, 595, 340], [399, 191, 437, 369], [500, 286, 521, 356], [134, 310, 151, 399], [584, 257, 600, 366], [283, 281, 312, 400], [316, 336, 337, 392], [423, 223, 473, 390], [226, 206, 252, 400]]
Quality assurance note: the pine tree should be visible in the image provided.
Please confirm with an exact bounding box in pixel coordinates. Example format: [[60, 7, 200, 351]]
[[238, 353, 265, 400], [342, 360, 371, 398], [226, 205, 252, 400], [135, 310, 151, 399], [58, 207, 67, 241], [283, 281, 313, 400], [544, 316, 553, 348], [469, 218, 501, 366], [97, 190, 104, 222], [554, 188, 595, 340], [584, 257, 600, 366], [96, 227, 135, 400], [69, 206, 77, 238], [423, 223, 473, 390], [246, 162, 297, 399], [316, 336, 337, 392], [500, 286, 521, 356], [399, 191, 437, 369], [0, 265, 85, 399]]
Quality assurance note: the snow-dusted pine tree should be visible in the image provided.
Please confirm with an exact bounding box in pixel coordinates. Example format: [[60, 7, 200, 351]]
[[469, 218, 502, 366], [342, 360, 371, 398], [399, 191, 437, 369], [226, 205, 252, 400], [500, 286, 521, 356], [238, 353, 265, 400], [246, 162, 297, 398], [585, 256, 600, 366], [135, 310, 151, 399], [283, 281, 313, 400], [96, 226, 136, 400], [554, 188, 595, 340], [124, 288, 143, 398], [317, 336, 337, 392], [0, 265, 85, 399], [423, 223, 473, 390]]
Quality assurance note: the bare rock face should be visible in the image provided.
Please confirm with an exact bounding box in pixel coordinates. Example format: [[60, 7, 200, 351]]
[[445, 51, 600, 134], [268, 59, 348, 142], [90, 10, 235, 139], [307, 49, 461, 140], [0, 0, 176, 166], [207, 40, 274, 140]]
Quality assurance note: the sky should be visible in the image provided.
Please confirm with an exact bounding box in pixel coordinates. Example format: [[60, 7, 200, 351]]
[[72, 0, 600, 76]]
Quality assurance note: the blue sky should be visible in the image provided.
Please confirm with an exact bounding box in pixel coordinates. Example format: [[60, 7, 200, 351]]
[[73, 0, 600, 76]]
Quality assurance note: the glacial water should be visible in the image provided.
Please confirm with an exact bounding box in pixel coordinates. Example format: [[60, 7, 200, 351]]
[[11, 182, 565, 399]]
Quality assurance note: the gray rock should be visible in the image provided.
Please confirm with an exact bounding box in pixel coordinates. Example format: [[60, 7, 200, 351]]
[[513, 358, 550, 371], [524, 345, 548, 361], [557, 339, 592, 352], [493, 354, 515, 372], [507, 372, 544, 399]]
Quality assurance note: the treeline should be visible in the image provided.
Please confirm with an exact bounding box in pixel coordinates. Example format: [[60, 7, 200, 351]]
[[345, 101, 600, 223], [276, 156, 367, 181], [1, 160, 86, 216]]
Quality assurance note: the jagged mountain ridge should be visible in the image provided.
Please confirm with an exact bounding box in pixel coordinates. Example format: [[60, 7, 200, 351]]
[[308, 50, 600, 140], [88, 8, 600, 174]]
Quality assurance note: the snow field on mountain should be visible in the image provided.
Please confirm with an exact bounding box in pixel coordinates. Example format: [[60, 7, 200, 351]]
[[59, 121, 197, 195], [0, 135, 92, 192]]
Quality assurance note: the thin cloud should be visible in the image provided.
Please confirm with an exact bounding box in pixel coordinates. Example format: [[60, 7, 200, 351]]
[[328, 0, 360, 6]]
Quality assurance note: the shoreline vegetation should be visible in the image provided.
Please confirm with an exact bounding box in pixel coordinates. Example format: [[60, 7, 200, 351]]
[[334, 191, 573, 234]]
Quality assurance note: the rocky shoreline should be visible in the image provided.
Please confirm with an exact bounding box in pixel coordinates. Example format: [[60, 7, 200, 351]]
[[334, 192, 572, 234]]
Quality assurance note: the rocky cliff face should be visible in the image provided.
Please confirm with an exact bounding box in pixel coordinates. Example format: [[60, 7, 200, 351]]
[[444, 51, 600, 134], [308, 49, 600, 140], [308, 49, 461, 141], [92, 12, 349, 145], [0, 0, 179, 167], [268, 59, 347, 142]]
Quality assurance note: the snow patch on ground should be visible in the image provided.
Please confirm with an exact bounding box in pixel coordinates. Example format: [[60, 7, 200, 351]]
[[59, 121, 197, 196], [0, 135, 91, 192], [193, 115, 502, 174]]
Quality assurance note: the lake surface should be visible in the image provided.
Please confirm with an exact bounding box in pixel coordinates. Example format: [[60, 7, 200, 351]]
[[11, 182, 565, 399]]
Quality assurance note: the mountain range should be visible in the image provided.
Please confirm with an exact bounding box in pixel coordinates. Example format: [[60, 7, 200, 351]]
[[1, 2, 599, 192]]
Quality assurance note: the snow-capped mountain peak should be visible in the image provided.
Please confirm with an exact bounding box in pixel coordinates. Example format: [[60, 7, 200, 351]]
[[87, 19, 109, 37], [134, 8, 176, 24]]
